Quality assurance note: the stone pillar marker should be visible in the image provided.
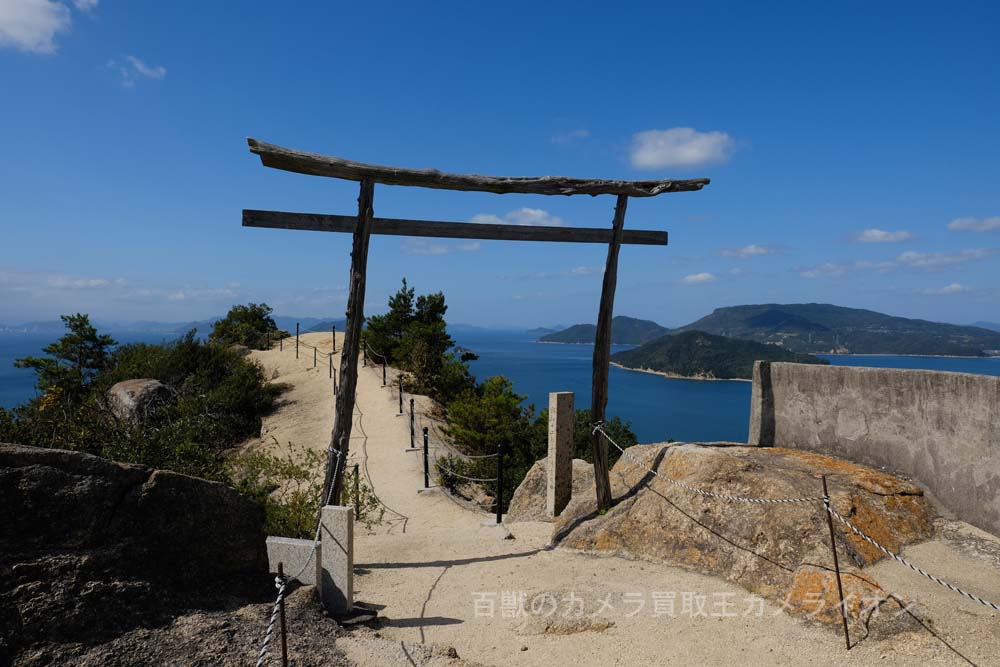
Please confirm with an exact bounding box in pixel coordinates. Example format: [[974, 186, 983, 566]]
[[320, 505, 354, 614], [547, 391, 574, 517]]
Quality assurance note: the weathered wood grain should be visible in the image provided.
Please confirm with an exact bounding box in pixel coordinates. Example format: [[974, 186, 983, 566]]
[[243, 209, 668, 246], [325, 179, 375, 505], [590, 195, 628, 510], [248, 138, 709, 197]]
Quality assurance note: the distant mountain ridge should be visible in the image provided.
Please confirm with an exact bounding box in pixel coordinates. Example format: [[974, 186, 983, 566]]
[[539, 316, 671, 345], [972, 321, 1000, 333], [677, 303, 1000, 356], [611, 330, 828, 380]]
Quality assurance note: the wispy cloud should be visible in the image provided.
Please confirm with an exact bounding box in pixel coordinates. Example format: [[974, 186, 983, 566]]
[[893, 248, 995, 269], [720, 244, 775, 258], [400, 239, 481, 256], [798, 262, 851, 279], [0, 0, 71, 54], [630, 127, 735, 169], [469, 207, 567, 227], [551, 128, 590, 145], [681, 272, 716, 285], [948, 216, 1000, 232], [855, 228, 912, 243], [500, 265, 601, 281], [73, 0, 97, 11], [919, 283, 967, 296], [109, 54, 167, 87]]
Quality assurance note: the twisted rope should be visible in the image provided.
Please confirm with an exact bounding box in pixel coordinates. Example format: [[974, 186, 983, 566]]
[[825, 505, 1000, 612], [435, 458, 497, 483], [254, 574, 287, 667], [593, 424, 826, 504]]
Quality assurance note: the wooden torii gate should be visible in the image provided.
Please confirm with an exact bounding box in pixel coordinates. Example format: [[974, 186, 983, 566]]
[[243, 138, 708, 510]]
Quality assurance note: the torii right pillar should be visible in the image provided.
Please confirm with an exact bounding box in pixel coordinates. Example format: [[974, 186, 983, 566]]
[[590, 194, 628, 510]]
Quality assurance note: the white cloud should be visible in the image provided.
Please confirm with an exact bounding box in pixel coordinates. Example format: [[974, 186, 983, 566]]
[[948, 216, 1000, 232], [855, 228, 912, 243], [73, 0, 97, 11], [110, 54, 167, 87], [799, 262, 850, 279], [720, 244, 775, 258], [551, 128, 590, 145], [0, 0, 71, 54], [681, 272, 716, 285], [919, 283, 967, 296], [469, 207, 567, 227], [566, 266, 598, 277], [630, 127, 735, 169], [894, 248, 995, 269], [49, 276, 108, 289], [401, 239, 480, 256]]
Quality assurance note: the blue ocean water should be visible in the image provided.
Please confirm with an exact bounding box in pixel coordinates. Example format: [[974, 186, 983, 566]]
[[3, 329, 999, 443], [453, 330, 1000, 444]]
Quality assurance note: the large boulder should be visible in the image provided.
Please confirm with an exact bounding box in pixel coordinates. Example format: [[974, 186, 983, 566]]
[[0, 444, 267, 664], [107, 379, 170, 421], [553, 444, 934, 634], [506, 457, 595, 522]]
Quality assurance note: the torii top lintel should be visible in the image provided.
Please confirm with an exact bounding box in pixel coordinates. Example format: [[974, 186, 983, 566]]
[[247, 138, 710, 198]]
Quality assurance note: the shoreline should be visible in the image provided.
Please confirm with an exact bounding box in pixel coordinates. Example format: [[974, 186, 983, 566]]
[[818, 352, 998, 359], [610, 361, 751, 382]]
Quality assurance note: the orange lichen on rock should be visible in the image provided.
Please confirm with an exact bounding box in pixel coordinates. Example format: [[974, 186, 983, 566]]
[[548, 443, 935, 634]]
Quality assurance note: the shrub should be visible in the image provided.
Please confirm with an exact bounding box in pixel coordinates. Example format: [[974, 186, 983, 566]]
[[209, 302, 288, 350]]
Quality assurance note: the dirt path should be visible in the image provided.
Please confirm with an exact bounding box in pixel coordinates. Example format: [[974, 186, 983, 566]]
[[249, 336, 1000, 667]]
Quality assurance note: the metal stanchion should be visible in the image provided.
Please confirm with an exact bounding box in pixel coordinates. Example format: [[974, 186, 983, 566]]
[[277, 562, 288, 667], [823, 475, 851, 650], [495, 443, 505, 524], [423, 427, 430, 488]]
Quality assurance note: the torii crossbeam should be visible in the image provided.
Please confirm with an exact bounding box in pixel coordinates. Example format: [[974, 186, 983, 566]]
[[243, 138, 709, 511]]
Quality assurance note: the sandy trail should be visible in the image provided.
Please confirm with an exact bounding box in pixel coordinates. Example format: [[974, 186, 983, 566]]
[[250, 334, 1000, 667]]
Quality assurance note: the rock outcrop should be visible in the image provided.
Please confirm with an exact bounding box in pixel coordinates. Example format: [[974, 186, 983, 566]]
[[0, 444, 268, 665], [107, 379, 170, 421], [550, 443, 935, 633], [506, 457, 595, 522]]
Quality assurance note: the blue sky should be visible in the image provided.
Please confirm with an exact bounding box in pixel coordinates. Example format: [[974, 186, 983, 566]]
[[1, 1, 998, 328]]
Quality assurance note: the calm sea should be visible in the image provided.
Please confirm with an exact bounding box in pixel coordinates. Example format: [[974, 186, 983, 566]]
[[454, 330, 1000, 443], [4, 329, 999, 443]]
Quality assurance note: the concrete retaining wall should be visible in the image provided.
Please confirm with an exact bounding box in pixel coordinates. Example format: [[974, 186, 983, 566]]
[[749, 361, 1000, 536]]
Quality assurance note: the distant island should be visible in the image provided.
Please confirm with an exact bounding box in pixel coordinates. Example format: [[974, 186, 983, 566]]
[[972, 321, 1000, 333], [538, 304, 1000, 357], [611, 330, 828, 380], [539, 316, 670, 345], [679, 303, 1000, 357]]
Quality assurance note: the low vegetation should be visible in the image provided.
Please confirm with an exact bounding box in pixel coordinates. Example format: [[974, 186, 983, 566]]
[[365, 280, 639, 508], [208, 302, 289, 350], [0, 308, 356, 538]]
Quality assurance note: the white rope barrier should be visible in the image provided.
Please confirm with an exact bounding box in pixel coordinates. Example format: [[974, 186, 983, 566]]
[[254, 574, 287, 667], [593, 422, 1000, 613], [593, 424, 826, 504], [824, 505, 1000, 612]]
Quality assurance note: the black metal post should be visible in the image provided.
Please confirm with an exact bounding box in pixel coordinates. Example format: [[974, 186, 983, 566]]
[[363, 344, 367, 367], [382, 363, 387, 387], [398, 376, 403, 414], [409, 398, 415, 449], [280, 335, 283, 351], [353, 463, 360, 517], [277, 562, 288, 667], [295, 323, 300, 359], [313, 347, 317, 368], [495, 443, 505, 524], [332, 324, 336, 352], [422, 427, 429, 488], [823, 475, 851, 650], [328, 353, 332, 378]]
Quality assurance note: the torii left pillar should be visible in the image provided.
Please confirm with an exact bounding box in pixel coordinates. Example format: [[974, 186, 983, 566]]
[[325, 179, 374, 504]]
